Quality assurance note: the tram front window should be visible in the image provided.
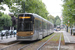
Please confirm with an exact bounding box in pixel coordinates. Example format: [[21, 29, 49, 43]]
[[17, 14, 34, 31], [18, 21, 33, 31]]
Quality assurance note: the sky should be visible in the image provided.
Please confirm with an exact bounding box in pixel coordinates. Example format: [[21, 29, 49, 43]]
[[42, 0, 63, 17]]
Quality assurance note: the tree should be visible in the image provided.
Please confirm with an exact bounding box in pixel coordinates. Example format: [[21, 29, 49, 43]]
[[0, 0, 3, 3], [0, 13, 12, 30], [0, 0, 48, 20], [62, 0, 75, 26], [54, 16, 61, 26], [0, 0, 13, 10], [56, 19, 61, 25], [17, 0, 48, 19], [0, 12, 3, 16], [48, 15, 55, 24]]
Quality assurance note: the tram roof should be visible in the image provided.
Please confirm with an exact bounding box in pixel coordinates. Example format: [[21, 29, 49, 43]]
[[18, 13, 53, 25]]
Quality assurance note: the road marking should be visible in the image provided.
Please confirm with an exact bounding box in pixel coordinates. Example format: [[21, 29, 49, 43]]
[[65, 36, 70, 42], [64, 31, 70, 42]]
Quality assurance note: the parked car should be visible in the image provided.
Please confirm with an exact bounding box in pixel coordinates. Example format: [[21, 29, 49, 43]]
[[0, 30, 9, 36], [56, 26, 61, 31]]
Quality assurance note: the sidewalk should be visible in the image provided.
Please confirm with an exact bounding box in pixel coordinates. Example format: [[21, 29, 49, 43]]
[[63, 31, 75, 43], [0, 37, 17, 44]]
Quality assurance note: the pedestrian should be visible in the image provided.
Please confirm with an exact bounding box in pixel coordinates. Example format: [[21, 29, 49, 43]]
[[71, 28, 72, 35], [70, 26, 73, 35]]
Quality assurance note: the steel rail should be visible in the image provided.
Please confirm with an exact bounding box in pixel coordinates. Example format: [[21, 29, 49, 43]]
[[58, 34, 61, 50], [0, 42, 20, 50], [37, 33, 56, 50], [18, 44, 30, 50]]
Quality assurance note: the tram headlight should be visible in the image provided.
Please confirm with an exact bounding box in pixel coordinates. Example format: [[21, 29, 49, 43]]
[[31, 32, 33, 35]]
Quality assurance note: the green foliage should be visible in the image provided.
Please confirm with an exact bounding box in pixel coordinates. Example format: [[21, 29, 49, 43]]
[[0, 12, 12, 30], [62, 0, 75, 25], [48, 15, 55, 24], [50, 19, 54, 24], [0, 0, 48, 20], [0, 12, 4, 16], [0, 0, 3, 3], [1, 0, 48, 20], [24, 0, 48, 19], [0, 13, 12, 27], [0, 6, 5, 11], [0, 12, 4, 30], [3, 0, 13, 7], [54, 16, 61, 26], [56, 19, 61, 25], [0, 0, 12, 11]]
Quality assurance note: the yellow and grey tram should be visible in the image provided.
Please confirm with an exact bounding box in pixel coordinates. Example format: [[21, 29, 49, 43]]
[[17, 13, 54, 41]]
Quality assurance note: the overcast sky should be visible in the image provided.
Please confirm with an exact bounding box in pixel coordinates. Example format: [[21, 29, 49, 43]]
[[42, 0, 63, 17]]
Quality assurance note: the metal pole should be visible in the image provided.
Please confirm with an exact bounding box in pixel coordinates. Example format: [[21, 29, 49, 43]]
[[67, 25, 68, 32], [22, 0, 26, 13]]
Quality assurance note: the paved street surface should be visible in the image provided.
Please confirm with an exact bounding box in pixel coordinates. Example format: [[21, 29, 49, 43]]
[[0, 36, 16, 44], [0, 30, 75, 44], [0, 30, 75, 50], [63, 31, 75, 43], [0, 35, 16, 40]]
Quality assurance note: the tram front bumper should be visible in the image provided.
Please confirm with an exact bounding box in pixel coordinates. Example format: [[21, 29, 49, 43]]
[[16, 35, 36, 41]]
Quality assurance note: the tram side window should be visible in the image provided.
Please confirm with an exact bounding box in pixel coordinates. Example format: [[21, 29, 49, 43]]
[[50, 25, 51, 30], [52, 25, 53, 29], [38, 20, 42, 31], [45, 22, 47, 30], [47, 24, 50, 30], [42, 22, 44, 31], [49, 25, 50, 30], [34, 19, 38, 30], [43, 22, 45, 31], [47, 24, 49, 30], [43, 22, 46, 31], [51, 25, 52, 29]]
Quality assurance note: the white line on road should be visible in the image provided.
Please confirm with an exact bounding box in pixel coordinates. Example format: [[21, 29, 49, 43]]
[[65, 36, 70, 42], [63, 31, 70, 42]]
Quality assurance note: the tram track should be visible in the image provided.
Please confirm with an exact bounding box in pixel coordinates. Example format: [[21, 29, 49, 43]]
[[0, 42, 21, 50], [37, 33, 57, 50], [58, 34, 61, 50], [37, 33, 61, 50], [17, 33, 56, 50], [18, 44, 31, 50], [0, 33, 62, 50], [0, 41, 32, 50], [0, 40, 39, 50]]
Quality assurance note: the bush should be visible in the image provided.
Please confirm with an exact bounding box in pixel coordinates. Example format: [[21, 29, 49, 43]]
[[0, 13, 12, 30], [1, 14, 12, 27]]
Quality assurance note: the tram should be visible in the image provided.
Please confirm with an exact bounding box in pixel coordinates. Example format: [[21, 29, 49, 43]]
[[17, 13, 54, 41], [56, 26, 61, 31]]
